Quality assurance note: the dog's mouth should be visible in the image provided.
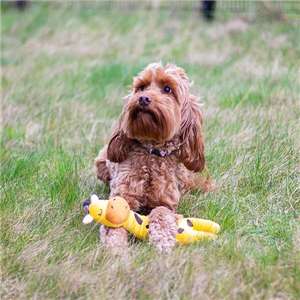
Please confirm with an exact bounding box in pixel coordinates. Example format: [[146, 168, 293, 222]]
[[130, 107, 158, 123], [125, 104, 173, 142]]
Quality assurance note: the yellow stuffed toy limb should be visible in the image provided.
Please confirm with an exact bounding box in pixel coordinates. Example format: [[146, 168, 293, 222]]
[[83, 195, 220, 245], [176, 216, 219, 245], [178, 217, 220, 234]]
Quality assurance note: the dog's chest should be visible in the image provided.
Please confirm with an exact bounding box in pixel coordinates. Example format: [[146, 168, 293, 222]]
[[119, 151, 178, 183], [107, 150, 182, 206]]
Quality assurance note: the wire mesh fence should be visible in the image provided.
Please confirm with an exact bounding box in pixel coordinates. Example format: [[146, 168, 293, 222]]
[[2, 1, 300, 19], [69, 0, 300, 14]]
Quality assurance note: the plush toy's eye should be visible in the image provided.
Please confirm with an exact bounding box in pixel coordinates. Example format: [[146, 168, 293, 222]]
[[163, 85, 172, 93], [98, 209, 102, 216]]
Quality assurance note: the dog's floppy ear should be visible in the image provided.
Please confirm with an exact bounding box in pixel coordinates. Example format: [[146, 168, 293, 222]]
[[178, 95, 205, 172], [107, 129, 133, 163], [107, 112, 134, 163]]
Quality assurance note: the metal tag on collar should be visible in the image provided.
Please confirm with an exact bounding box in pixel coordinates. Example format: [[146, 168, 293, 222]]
[[150, 148, 165, 157]]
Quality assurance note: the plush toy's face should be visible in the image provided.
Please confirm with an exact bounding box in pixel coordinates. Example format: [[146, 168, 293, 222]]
[[105, 196, 130, 224], [83, 195, 130, 226], [88, 201, 106, 224]]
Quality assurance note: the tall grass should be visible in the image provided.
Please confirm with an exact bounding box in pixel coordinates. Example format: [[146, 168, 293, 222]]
[[1, 2, 299, 299]]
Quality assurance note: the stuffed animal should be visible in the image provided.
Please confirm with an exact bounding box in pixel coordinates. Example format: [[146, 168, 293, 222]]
[[83, 194, 220, 245]]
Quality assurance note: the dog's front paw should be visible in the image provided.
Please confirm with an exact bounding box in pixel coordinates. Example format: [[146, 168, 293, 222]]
[[148, 206, 177, 253]]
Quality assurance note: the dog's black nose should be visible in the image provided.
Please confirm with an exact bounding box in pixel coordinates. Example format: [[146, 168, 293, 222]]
[[139, 96, 151, 107]]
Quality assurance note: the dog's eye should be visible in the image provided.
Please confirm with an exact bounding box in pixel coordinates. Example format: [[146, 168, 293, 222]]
[[138, 85, 145, 92], [163, 86, 172, 93]]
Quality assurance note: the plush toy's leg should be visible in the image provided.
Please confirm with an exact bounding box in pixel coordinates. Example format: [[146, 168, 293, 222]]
[[192, 230, 217, 241], [95, 145, 111, 183], [148, 206, 177, 253], [189, 218, 220, 234], [99, 226, 128, 255]]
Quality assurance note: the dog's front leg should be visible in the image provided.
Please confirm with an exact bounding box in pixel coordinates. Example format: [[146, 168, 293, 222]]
[[99, 226, 128, 256], [148, 206, 177, 253]]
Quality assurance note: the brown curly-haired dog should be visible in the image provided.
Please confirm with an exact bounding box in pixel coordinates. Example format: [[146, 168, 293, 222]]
[[95, 62, 212, 253]]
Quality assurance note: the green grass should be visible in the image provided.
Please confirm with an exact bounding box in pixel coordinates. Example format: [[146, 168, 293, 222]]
[[1, 2, 300, 299]]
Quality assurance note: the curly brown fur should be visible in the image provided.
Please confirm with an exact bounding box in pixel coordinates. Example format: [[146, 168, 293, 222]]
[[148, 206, 177, 253], [95, 145, 110, 183], [95, 62, 212, 252], [99, 226, 128, 256]]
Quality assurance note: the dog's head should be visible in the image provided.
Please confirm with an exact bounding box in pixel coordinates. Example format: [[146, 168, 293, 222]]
[[107, 63, 205, 171], [121, 63, 189, 142]]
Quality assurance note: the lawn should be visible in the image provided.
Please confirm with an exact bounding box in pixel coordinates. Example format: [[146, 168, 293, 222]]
[[1, 2, 300, 299]]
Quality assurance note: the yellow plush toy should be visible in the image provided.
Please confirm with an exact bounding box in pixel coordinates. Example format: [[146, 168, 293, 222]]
[[83, 194, 220, 245]]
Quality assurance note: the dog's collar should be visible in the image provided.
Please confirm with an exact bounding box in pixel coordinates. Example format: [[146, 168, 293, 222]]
[[148, 147, 172, 157], [138, 138, 183, 158]]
